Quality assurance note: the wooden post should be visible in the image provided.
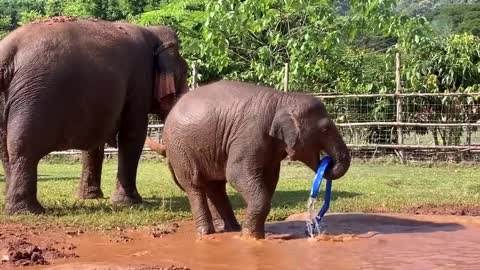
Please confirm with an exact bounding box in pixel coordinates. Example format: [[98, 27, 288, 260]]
[[191, 62, 198, 90], [284, 63, 289, 92], [395, 48, 405, 164]]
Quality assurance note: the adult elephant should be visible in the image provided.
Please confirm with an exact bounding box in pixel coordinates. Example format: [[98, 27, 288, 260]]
[[0, 17, 188, 215], [146, 80, 351, 239]]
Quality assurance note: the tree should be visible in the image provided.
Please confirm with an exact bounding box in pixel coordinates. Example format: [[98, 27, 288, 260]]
[[428, 3, 480, 36], [396, 0, 480, 16], [133, 0, 208, 81], [0, 15, 11, 39]]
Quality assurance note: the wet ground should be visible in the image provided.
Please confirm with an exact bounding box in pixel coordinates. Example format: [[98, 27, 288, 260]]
[[2, 213, 480, 270]]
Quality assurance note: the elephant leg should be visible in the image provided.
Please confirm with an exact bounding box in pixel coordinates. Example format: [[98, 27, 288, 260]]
[[77, 146, 104, 199], [265, 163, 281, 198], [110, 114, 147, 205], [5, 155, 44, 215], [205, 181, 241, 232], [187, 186, 215, 235], [232, 180, 271, 240], [227, 164, 272, 240]]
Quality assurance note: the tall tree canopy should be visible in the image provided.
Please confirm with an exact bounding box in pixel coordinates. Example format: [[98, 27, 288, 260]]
[[0, 0, 479, 95]]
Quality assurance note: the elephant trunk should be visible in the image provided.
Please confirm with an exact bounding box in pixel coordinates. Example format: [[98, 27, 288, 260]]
[[322, 133, 351, 180]]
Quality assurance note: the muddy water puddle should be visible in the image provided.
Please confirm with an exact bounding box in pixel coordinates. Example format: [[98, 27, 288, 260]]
[[5, 213, 480, 270]]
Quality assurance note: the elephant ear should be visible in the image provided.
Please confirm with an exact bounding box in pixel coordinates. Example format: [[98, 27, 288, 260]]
[[153, 43, 177, 103], [269, 108, 301, 157]]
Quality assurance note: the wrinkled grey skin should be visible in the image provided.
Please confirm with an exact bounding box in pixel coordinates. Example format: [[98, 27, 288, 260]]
[[145, 137, 241, 233], [152, 80, 351, 239], [0, 17, 188, 215]]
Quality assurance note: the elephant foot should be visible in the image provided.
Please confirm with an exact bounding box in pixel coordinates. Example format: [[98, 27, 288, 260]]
[[225, 218, 242, 232], [213, 218, 241, 233], [5, 199, 45, 215], [111, 189, 143, 205], [77, 186, 104, 199], [240, 228, 265, 240], [196, 225, 215, 237]]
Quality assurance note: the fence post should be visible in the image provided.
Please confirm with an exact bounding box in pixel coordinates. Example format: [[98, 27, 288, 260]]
[[395, 48, 405, 164], [284, 63, 289, 92], [191, 61, 198, 90]]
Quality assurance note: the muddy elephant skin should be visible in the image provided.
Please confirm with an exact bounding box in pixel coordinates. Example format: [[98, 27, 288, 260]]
[[0, 17, 188, 215], [149, 80, 351, 239]]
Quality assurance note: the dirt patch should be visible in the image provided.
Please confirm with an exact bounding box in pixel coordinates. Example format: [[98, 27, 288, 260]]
[[32, 16, 77, 24], [65, 229, 85, 237], [2, 240, 49, 266], [0, 224, 79, 267], [0, 239, 78, 267], [149, 223, 180, 238], [406, 205, 480, 216]]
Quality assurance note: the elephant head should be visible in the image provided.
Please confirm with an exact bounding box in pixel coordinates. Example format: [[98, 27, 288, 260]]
[[269, 97, 351, 180], [147, 26, 189, 120]]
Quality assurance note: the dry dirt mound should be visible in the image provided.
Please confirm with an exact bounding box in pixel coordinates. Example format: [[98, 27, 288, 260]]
[[1, 239, 77, 267], [0, 224, 79, 267]]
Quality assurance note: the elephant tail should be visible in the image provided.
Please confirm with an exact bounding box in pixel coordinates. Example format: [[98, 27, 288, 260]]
[[145, 136, 166, 157], [0, 65, 5, 93], [144, 136, 184, 191], [167, 160, 184, 192]]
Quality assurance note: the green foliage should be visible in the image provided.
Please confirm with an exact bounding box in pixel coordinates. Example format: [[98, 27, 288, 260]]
[[0, 0, 162, 29], [18, 10, 45, 25], [196, 0, 400, 92], [133, 0, 208, 81], [397, 0, 480, 16], [45, 0, 63, 17], [404, 33, 480, 92], [0, 0, 46, 30], [0, 0, 479, 95], [0, 15, 11, 39], [428, 3, 480, 36], [61, 0, 96, 18]]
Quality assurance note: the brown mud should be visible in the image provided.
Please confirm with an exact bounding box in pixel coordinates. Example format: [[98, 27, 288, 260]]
[[2, 213, 480, 270]]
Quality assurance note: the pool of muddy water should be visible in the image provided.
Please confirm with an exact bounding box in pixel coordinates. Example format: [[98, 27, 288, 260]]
[[4, 213, 480, 270]]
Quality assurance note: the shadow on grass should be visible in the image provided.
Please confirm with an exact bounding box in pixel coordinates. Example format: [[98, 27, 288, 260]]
[[40, 190, 360, 217], [42, 195, 192, 216], [265, 213, 466, 239]]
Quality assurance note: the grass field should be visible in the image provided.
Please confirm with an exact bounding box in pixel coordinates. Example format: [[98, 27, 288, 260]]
[[0, 159, 479, 229]]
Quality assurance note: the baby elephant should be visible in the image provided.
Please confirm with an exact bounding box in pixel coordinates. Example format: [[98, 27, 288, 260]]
[[151, 80, 351, 239]]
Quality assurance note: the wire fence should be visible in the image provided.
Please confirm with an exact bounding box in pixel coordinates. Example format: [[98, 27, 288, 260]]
[[320, 92, 480, 163], [47, 59, 480, 164], [49, 91, 480, 164]]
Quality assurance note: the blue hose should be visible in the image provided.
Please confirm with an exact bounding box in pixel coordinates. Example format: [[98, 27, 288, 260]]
[[309, 156, 332, 199], [315, 179, 332, 222], [306, 156, 333, 236]]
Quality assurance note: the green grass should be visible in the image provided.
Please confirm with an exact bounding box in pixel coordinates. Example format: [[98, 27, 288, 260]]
[[0, 159, 479, 229]]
